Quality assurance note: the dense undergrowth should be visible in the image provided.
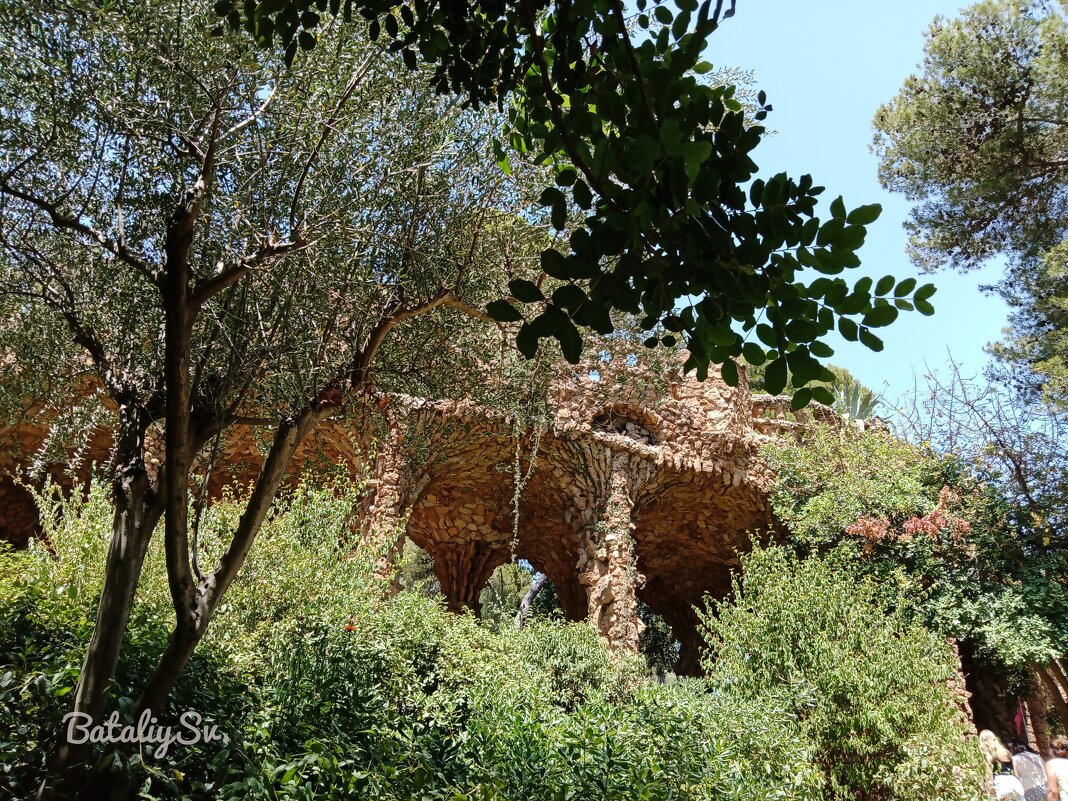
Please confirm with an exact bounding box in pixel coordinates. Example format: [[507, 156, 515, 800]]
[[0, 479, 984, 800]]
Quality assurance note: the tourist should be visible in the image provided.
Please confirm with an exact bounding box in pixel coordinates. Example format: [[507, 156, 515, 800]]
[[981, 730, 1026, 799], [1046, 736, 1068, 801], [1009, 740, 1048, 801]]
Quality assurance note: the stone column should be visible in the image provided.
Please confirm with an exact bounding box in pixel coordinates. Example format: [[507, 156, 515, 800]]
[[576, 450, 646, 652], [947, 638, 978, 737], [362, 412, 427, 588], [432, 540, 511, 615]]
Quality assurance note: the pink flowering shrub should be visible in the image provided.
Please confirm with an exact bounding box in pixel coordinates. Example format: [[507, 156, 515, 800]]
[[847, 487, 971, 549]]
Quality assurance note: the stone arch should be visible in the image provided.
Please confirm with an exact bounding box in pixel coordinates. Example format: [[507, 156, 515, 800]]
[[403, 422, 516, 615], [0, 475, 41, 548], [590, 404, 663, 445]]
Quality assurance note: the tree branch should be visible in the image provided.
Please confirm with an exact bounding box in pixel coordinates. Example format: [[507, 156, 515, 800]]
[[288, 46, 383, 231], [190, 236, 301, 309], [0, 179, 158, 283]]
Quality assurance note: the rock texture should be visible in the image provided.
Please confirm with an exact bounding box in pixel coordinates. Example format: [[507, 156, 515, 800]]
[[340, 358, 788, 668], [1, 359, 1056, 741]]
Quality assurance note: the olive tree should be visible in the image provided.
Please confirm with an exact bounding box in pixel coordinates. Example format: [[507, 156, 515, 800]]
[[0, 0, 547, 794]]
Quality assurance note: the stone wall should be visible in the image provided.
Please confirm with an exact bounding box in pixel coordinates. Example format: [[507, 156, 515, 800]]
[[1, 359, 783, 665]]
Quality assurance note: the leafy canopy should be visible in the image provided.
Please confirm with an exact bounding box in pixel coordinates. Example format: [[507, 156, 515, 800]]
[[0, 0, 549, 428], [762, 424, 1068, 670], [873, 0, 1068, 399], [223, 0, 936, 400], [2, 479, 831, 800]]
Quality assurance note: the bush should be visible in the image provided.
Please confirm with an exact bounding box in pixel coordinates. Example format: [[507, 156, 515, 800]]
[[701, 546, 987, 801], [762, 425, 1068, 670], [1, 479, 829, 801]]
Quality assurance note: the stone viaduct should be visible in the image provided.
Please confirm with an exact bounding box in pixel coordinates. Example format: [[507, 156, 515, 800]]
[[0, 361, 821, 674]]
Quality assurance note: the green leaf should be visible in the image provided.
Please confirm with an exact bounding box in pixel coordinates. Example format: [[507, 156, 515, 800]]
[[575, 299, 614, 335], [555, 321, 583, 364], [874, 275, 895, 296], [830, 196, 846, 220], [541, 249, 569, 280], [811, 385, 835, 405], [486, 300, 522, 323], [516, 324, 539, 358], [552, 284, 587, 311], [786, 348, 819, 386], [680, 141, 712, 183], [721, 358, 739, 387], [742, 341, 767, 365], [699, 321, 736, 347], [810, 340, 834, 358], [551, 201, 567, 231], [508, 279, 544, 303], [838, 317, 859, 341], [914, 283, 937, 302], [862, 304, 898, 328], [539, 187, 565, 207], [573, 180, 593, 210], [790, 387, 812, 410], [764, 357, 788, 395], [915, 298, 935, 316], [894, 277, 917, 297], [555, 168, 577, 186], [859, 328, 884, 352], [846, 203, 881, 225], [756, 323, 779, 348]]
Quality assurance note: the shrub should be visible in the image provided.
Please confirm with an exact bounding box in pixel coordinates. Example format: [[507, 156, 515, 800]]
[[701, 546, 987, 801], [0, 479, 825, 800], [762, 425, 1068, 669]]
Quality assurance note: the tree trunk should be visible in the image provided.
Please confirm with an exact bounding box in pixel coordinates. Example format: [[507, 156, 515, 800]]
[[133, 414, 313, 716], [515, 572, 548, 628], [38, 410, 161, 801]]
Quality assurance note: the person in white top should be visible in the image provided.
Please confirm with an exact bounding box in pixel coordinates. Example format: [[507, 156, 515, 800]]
[[1047, 736, 1068, 801], [1010, 740, 1048, 801]]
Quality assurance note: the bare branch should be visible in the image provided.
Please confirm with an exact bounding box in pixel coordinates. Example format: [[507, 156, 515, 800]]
[[221, 84, 277, 141], [190, 235, 302, 309], [288, 46, 383, 231], [0, 179, 158, 283]]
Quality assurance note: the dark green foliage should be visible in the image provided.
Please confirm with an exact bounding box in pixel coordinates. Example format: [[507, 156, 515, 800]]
[[637, 601, 678, 677], [1, 481, 832, 800], [747, 361, 879, 417], [222, 0, 931, 396], [762, 425, 1068, 671], [873, 1, 1068, 400], [701, 547, 986, 801]]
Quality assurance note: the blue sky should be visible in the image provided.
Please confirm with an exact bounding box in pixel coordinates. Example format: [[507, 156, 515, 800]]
[[708, 1, 1008, 401]]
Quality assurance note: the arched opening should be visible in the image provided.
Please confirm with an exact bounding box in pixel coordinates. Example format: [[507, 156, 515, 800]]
[[590, 406, 661, 445]]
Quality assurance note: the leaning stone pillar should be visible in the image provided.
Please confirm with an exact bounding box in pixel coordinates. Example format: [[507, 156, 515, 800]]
[[363, 410, 427, 588], [947, 638, 978, 737], [576, 450, 645, 652]]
